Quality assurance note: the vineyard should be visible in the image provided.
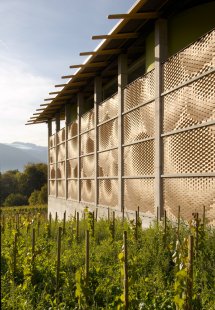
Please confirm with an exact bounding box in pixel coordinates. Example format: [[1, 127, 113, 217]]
[[1, 206, 215, 309]]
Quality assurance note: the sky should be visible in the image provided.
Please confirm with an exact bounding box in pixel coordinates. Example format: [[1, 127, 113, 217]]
[[0, 0, 134, 146]]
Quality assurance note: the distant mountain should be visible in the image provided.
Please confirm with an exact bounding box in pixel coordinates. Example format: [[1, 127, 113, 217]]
[[0, 142, 47, 172]]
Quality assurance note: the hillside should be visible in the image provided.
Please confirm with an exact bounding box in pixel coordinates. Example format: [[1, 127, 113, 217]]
[[0, 142, 47, 172]]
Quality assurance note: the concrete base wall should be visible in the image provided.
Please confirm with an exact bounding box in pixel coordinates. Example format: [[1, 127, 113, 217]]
[[48, 196, 154, 228]]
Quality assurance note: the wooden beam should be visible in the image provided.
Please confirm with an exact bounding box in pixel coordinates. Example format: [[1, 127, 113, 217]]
[[40, 103, 49, 106], [50, 89, 79, 95], [55, 81, 86, 87], [61, 72, 96, 79], [80, 49, 121, 56], [55, 84, 67, 87], [69, 62, 108, 68], [108, 12, 159, 19], [92, 33, 138, 40], [36, 108, 44, 111], [44, 98, 56, 101]]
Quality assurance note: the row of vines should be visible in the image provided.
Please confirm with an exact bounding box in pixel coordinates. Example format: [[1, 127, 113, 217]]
[[1, 206, 215, 309]]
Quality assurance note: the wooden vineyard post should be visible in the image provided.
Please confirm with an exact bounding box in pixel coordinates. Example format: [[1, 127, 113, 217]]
[[85, 230, 90, 287], [13, 232, 18, 279], [137, 206, 140, 219], [48, 212, 52, 237], [55, 212, 58, 224], [16, 214, 19, 231], [202, 206, 206, 231], [32, 228, 36, 265], [177, 206, 180, 237], [164, 210, 167, 235], [76, 212, 79, 243], [135, 211, 138, 241], [122, 207, 125, 223], [187, 235, 194, 310], [157, 206, 159, 226], [63, 211, 66, 234], [195, 213, 199, 256], [112, 211, 115, 240], [108, 207, 110, 222], [56, 227, 62, 294], [123, 231, 128, 310], [92, 211, 95, 238], [95, 208, 98, 221]]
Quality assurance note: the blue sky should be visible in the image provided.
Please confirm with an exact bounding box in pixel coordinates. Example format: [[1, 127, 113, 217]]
[[0, 0, 134, 146]]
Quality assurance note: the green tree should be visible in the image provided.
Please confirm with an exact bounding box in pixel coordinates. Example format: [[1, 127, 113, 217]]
[[0, 170, 19, 204], [28, 184, 48, 205], [3, 193, 28, 206], [39, 184, 48, 204], [28, 190, 40, 205], [18, 163, 47, 197]]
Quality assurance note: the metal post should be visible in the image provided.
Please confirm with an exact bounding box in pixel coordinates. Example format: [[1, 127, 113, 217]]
[[94, 76, 102, 207], [48, 120, 52, 196], [55, 112, 60, 198], [65, 104, 71, 200], [154, 19, 167, 220], [77, 94, 83, 203], [118, 54, 127, 213]]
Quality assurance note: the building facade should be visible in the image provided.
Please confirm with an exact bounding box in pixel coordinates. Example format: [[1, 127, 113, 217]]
[[28, 0, 215, 224]]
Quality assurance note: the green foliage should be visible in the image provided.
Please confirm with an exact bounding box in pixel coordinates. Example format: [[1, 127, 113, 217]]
[[1, 207, 215, 309], [3, 193, 28, 206], [28, 184, 48, 206], [1, 163, 47, 206]]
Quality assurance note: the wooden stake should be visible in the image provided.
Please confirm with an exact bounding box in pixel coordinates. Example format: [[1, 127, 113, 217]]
[[49, 212, 52, 237], [112, 211, 115, 240], [92, 212, 95, 238], [63, 211, 66, 234], [177, 206, 180, 236], [55, 212, 58, 223], [76, 212, 79, 243], [138, 206, 140, 218], [195, 213, 199, 255], [202, 206, 206, 230], [187, 235, 194, 310], [108, 207, 110, 222], [32, 228, 36, 265], [13, 233, 18, 279], [56, 227, 62, 293], [95, 208, 98, 221], [123, 231, 129, 310], [135, 211, 138, 241], [164, 210, 167, 235], [85, 230, 90, 286], [157, 207, 159, 225]]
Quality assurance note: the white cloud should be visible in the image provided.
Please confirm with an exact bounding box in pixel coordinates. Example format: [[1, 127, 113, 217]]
[[0, 55, 54, 146]]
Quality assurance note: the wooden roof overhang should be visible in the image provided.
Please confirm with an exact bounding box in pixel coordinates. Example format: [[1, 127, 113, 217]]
[[26, 0, 207, 125]]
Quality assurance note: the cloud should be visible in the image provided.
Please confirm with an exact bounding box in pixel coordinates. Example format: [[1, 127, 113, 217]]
[[0, 55, 54, 146]]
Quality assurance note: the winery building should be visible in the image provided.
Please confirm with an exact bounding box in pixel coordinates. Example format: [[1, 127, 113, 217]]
[[27, 0, 215, 224]]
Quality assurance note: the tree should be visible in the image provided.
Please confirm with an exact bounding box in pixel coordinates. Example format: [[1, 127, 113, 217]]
[[39, 184, 48, 204], [28, 190, 40, 205], [28, 184, 48, 205], [18, 163, 47, 197], [0, 170, 19, 205], [4, 193, 28, 207]]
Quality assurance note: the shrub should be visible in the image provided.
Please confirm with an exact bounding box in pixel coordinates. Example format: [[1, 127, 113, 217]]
[[3, 193, 28, 206], [28, 190, 40, 205]]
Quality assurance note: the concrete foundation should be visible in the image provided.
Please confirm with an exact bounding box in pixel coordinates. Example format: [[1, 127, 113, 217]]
[[48, 196, 154, 228]]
